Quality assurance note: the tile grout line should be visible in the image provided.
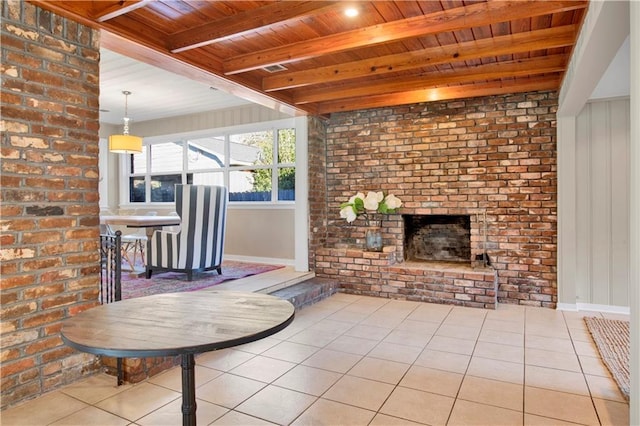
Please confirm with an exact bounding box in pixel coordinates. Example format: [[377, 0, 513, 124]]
[[563, 310, 604, 426]]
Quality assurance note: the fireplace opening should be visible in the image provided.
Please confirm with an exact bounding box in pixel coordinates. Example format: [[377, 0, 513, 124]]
[[403, 214, 471, 263]]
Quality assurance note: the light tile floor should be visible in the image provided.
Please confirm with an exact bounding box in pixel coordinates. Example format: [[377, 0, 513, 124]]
[[2, 293, 630, 425]]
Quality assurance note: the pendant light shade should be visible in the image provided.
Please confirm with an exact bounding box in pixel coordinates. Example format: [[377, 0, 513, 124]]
[[109, 133, 143, 153], [109, 91, 142, 154]]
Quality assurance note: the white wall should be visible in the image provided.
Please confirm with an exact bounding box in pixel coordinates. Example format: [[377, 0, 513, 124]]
[[575, 98, 630, 307], [225, 208, 295, 263], [558, 1, 637, 421], [557, 0, 631, 312]]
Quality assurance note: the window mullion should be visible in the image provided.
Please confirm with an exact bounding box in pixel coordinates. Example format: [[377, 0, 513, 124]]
[[224, 134, 230, 187], [183, 139, 188, 185], [273, 128, 279, 202], [146, 146, 151, 203]]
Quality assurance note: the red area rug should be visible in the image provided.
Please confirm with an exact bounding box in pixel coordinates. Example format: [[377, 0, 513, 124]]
[[120, 260, 284, 299]]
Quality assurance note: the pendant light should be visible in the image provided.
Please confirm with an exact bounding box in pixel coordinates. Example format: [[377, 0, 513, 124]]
[[109, 90, 142, 154]]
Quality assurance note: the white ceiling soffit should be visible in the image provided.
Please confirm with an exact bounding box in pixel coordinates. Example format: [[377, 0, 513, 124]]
[[99, 48, 251, 125], [590, 36, 631, 100]]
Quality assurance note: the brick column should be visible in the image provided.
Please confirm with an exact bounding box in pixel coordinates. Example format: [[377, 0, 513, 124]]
[[1, 1, 101, 408]]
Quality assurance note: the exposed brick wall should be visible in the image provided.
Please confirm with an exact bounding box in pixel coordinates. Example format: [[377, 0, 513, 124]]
[[313, 92, 557, 308], [1, 1, 101, 409], [102, 355, 180, 384]]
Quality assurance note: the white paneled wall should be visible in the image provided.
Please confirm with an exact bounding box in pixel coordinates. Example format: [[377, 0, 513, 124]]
[[575, 98, 630, 307]]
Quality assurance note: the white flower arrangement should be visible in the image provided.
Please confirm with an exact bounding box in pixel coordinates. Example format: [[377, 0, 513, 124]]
[[339, 191, 402, 223]]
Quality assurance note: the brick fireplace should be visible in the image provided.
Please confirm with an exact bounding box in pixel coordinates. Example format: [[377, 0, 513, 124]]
[[315, 209, 498, 309], [312, 91, 558, 309]]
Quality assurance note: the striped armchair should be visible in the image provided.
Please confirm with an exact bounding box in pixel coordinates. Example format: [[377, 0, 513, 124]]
[[146, 185, 228, 281]]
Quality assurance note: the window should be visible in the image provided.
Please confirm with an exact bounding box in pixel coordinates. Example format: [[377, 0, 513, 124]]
[[127, 125, 295, 204]]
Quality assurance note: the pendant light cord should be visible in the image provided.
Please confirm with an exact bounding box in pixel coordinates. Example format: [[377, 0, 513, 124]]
[[122, 90, 132, 135]]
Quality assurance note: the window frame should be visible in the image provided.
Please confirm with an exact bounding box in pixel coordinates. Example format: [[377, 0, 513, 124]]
[[119, 118, 297, 206]]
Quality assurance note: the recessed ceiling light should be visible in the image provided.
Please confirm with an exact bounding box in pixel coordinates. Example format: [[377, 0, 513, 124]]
[[345, 7, 358, 18]]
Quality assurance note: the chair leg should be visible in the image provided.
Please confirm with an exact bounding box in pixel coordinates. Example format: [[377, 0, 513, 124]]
[[132, 241, 139, 266], [138, 239, 146, 267], [216, 266, 222, 275], [145, 268, 152, 279], [121, 242, 136, 271], [121, 238, 145, 271], [187, 270, 193, 281]]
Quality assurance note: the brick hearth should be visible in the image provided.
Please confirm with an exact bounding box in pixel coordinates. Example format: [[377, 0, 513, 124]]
[[315, 246, 497, 309]]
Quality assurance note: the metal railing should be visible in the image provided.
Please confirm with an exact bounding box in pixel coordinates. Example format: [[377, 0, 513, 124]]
[[100, 230, 122, 303], [99, 230, 124, 385]]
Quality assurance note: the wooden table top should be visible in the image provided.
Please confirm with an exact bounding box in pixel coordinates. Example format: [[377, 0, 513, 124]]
[[100, 215, 181, 228], [61, 291, 295, 358]]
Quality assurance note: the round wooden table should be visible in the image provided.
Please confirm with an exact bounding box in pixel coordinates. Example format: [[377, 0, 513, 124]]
[[61, 290, 295, 426]]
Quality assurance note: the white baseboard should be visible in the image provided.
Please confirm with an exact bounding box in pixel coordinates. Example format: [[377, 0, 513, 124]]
[[576, 303, 631, 315], [556, 303, 578, 311], [558, 302, 630, 315], [557, 302, 630, 314], [224, 254, 295, 267]]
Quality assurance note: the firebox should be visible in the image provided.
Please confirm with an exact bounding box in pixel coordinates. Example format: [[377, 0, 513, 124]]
[[403, 214, 471, 263]]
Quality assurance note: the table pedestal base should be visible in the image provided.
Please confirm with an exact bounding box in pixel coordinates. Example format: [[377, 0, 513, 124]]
[[181, 354, 196, 426]]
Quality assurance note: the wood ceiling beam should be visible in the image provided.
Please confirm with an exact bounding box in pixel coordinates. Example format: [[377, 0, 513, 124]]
[[223, 0, 586, 75], [316, 76, 561, 115], [96, 1, 154, 23], [169, 1, 342, 54], [264, 25, 577, 91], [294, 55, 568, 104]]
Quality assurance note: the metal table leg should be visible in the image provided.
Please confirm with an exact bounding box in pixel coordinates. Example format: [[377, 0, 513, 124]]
[[181, 353, 197, 426]]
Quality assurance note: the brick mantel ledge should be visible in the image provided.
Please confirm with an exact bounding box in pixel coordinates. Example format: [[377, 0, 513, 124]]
[[315, 245, 497, 309]]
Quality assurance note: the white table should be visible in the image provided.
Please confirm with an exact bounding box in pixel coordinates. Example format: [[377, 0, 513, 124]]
[[101, 215, 181, 274], [100, 215, 181, 238]]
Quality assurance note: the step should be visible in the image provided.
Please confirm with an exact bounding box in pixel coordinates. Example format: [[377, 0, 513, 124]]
[[223, 267, 315, 294], [269, 277, 339, 310]]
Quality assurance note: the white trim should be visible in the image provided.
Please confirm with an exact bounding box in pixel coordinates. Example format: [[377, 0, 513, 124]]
[[557, 116, 577, 305], [121, 201, 296, 210], [117, 202, 296, 210], [558, 0, 630, 117], [140, 118, 296, 145], [557, 302, 631, 315], [556, 303, 578, 312], [293, 116, 309, 272], [228, 203, 295, 210], [224, 253, 294, 267], [586, 95, 630, 104], [575, 303, 630, 315], [629, 1, 639, 423]]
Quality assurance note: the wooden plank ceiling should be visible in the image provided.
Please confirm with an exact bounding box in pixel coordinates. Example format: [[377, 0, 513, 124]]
[[31, 0, 588, 117]]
